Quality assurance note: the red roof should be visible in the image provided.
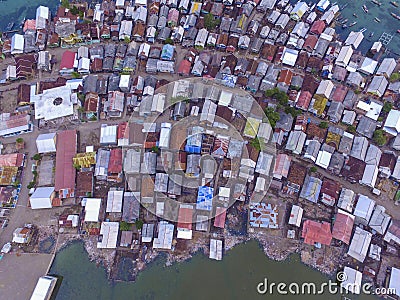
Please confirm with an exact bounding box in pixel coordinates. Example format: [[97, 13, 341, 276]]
[[302, 220, 332, 245], [278, 69, 293, 85], [310, 20, 326, 35], [320, 179, 341, 200], [332, 210, 354, 244], [177, 206, 193, 230], [303, 35, 318, 52], [214, 207, 226, 228], [178, 59, 191, 75], [0, 153, 24, 167], [330, 85, 348, 102], [296, 90, 312, 110], [108, 148, 123, 174], [60, 51, 76, 69], [55, 130, 77, 191], [117, 122, 129, 140]]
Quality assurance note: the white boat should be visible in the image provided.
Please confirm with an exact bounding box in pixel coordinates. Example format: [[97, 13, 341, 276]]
[[1, 242, 11, 254], [360, 27, 367, 33]]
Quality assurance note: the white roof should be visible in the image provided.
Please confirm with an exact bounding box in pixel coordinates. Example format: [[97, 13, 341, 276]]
[[219, 90, 232, 107], [119, 74, 131, 88], [30, 187, 54, 210], [151, 93, 166, 113], [345, 31, 364, 49], [84, 198, 101, 222], [315, 150, 332, 169], [336, 45, 353, 67], [359, 57, 378, 74], [30, 276, 57, 300], [365, 101, 382, 121], [153, 221, 174, 249], [100, 124, 117, 145], [337, 188, 355, 213], [34, 86, 73, 121], [36, 132, 56, 153], [384, 109, 400, 136], [389, 267, 400, 297], [11, 34, 24, 54], [288, 205, 303, 227], [340, 267, 362, 294], [354, 194, 375, 223], [347, 226, 372, 262], [360, 164, 378, 187], [97, 222, 119, 249], [281, 48, 298, 67], [106, 190, 123, 213], [209, 239, 223, 261]]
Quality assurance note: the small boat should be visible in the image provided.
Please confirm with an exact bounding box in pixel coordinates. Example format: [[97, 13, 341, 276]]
[[342, 18, 349, 24], [371, 0, 382, 6], [349, 21, 358, 27], [332, 2, 337, 5], [369, 32, 374, 37], [391, 1, 399, 7], [5, 22, 14, 31], [374, 17, 381, 22], [353, 13, 358, 18], [342, 24, 348, 28], [360, 28, 367, 33], [391, 12, 400, 20], [362, 5, 369, 13], [341, 3, 348, 9], [397, 29, 400, 33]]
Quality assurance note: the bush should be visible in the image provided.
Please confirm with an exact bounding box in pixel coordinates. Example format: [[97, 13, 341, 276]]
[[16, 138, 23, 143], [382, 102, 393, 114], [250, 138, 262, 151], [61, 0, 70, 8], [373, 129, 387, 146], [284, 106, 302, 118], [319, 121, 329, 129], [204, 13, 220, 31], [32, 154, 41, 161], [123, 36, 131, 44], [135, 219, 144, 230], [27, 181, 35, 189], [164, 37, 174, 45], [310, 166, 317, 173], [120, 221, 132, 231], [390, 72, 400, 83], [347, 125, 356, 133]]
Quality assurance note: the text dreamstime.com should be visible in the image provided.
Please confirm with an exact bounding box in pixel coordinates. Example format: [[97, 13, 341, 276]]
[[256, 277, 397, 296]]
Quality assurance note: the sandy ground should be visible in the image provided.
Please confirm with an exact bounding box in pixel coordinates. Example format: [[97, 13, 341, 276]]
[[0, 252, 53, 300]]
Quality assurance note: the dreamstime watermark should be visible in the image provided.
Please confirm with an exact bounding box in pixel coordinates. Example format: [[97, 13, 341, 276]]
[[256, 272, 397, 296]]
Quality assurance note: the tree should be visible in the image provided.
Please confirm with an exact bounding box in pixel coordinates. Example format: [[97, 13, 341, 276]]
[[70, 5, 79, 15], [250, 138, 263, 151], [27, 181, 35, 189], [61, 0, 70, 8], [319, 121, 329, 129], [123, 36, 131, 44], [164, 37, 174, 45], [347, 125, 356, 133], [135, 219, 144, 230], [16, 137, 23, 143], [204, 13, 220, 31], [265, 107, 280, 128], [390, 72, 400, 83], [265, 88, 279, 98], [151, 146, 160, 153], [373, 129, 387, 146], [32, 153, 41, 161], [120, 221, 132, 231], [382, 102, 393, 114], [284, 106, 302, 118], [310, 166, 317, 173], [71, 71, 81, 79]]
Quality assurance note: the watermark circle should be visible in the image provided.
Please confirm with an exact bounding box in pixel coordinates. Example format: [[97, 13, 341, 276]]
[[123, 78, 276, 224], [336, 271, 348, 282]]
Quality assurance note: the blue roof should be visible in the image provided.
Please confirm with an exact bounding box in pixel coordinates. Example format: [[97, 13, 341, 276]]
[[196, 186, 214, 211], [161, 44, 175, 60]]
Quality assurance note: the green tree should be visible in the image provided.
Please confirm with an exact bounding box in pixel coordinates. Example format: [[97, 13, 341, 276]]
[[390, 72, 400, 83], [71, 71, 81, 79], [120, 221, 132, 231], [123, 36, 131, 44], [70, 5, 79, 15], [265, 107, 280, 128], [164, 37, 174, 45], [16, 137, 23, 143], [373, 129, 387, 146], [347, 125, 356, 133], [204, 13, 220, 31], [319, 121, 329, 129], [27, 181, 35, 189], [135, 219, 144, 230], [284, 106, 302, 118], [250, 138, 263, 151], [310, 166, 317, 173], [151, 146, 160, 153], [32, 153, 41, 161], [61, 0, 70, 8], [382, 102, 393, 114]]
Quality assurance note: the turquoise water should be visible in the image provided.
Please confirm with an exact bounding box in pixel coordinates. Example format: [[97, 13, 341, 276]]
[[50, 241, 378, 300]]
